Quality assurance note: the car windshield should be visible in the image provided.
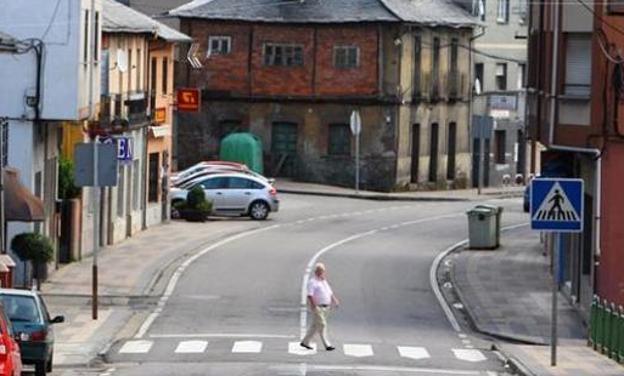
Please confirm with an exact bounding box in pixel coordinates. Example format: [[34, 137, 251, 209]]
[[0, 295, 41, 323]]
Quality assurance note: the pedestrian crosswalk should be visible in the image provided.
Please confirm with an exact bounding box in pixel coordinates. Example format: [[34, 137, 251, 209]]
[[117, 339, 488, 363]]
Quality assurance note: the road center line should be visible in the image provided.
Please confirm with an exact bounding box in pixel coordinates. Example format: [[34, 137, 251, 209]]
[[299, 212, 463, 338]]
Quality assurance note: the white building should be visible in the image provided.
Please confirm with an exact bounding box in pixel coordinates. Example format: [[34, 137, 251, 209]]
[[0, 0, 101, 285]]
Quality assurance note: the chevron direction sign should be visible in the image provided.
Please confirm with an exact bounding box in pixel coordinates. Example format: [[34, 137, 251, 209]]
[[530, 178, 584, 232]]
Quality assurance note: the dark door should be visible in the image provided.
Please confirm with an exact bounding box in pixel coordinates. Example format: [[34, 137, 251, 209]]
[[148, 153, 159, 203], [429, 123, 439, 182], [472, 137, 491, 188], [483, 138, 491, 187], [411, 124, 420, 183], [271, 122, 298, 177]]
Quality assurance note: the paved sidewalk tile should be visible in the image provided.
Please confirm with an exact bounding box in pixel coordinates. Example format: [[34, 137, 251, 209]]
[[502, 343, 624, 376], [452, 227, 586, 344]]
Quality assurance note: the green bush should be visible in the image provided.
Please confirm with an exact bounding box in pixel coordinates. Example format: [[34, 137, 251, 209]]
[[11, 233, 54, 264], [180, 186, 213, 221], [187, 186, 206, 209], [58, 157, 81, 199]]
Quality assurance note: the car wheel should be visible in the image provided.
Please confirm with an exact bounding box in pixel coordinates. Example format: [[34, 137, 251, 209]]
[[171, 200, 184, 219], [35, 360, 46, 376], [249, 201, 269, 220]]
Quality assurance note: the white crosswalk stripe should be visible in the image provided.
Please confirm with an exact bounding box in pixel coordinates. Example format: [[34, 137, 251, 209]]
[[397, 346, 430, 360], [343, 344, 373, 357], [232, 340, 262, 353], [452, 349, 486, 362], [175, 340, 208, 353], [116, 339, 489, 364], [119, 340, 153, 354]]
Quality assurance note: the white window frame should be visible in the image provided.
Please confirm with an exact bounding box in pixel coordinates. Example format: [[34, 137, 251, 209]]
[[497, 0, 509, 23], [333, 45, 360, 69], [495, 63, 507, 91], [564, 34, 592, 97], [207, 36, 231, 56]]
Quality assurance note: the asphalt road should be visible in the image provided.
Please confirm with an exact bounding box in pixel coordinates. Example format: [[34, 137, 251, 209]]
[[101, 193, 527, 376]]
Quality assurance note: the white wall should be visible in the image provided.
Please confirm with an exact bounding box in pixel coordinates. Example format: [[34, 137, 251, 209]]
[[0, 0, 101, 120]]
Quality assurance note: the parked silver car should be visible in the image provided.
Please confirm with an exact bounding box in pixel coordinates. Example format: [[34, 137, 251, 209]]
[[170, 172, 279, 220]]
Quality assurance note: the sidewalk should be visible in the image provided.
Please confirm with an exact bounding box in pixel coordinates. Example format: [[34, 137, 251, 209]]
[[450, 226, 623, 376], [41, 219, 260, 368], [277, 179, 524, 201]]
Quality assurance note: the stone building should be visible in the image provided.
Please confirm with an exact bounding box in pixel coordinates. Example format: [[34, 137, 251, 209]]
[[170, 0, 478, 191]]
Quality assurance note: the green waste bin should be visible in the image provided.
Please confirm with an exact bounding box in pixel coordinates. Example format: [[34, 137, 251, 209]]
[[605, 299, 612, 355], [474, 204, 503, 247], [597, 298, 605, 352], [590, 295, 599, 349], [611, 303, 620, 359], [467, 206, 498, 249], [618, 306, 624, 363]]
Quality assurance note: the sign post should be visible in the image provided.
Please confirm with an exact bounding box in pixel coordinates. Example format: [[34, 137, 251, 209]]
[[350, 110, 362, 194], [530, 178, 584, 367]]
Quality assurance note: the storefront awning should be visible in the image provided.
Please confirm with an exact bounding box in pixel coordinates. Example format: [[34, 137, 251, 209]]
[[4, 168, 45, 222], [150, 125, 171, 138]]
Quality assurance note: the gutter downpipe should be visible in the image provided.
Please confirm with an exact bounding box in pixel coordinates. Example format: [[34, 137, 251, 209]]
[[548, 0, 602, 284], [470, 26, 485, 194]]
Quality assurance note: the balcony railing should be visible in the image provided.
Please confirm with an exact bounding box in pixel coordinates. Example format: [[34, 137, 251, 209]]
[[98, 91, 151, 133]]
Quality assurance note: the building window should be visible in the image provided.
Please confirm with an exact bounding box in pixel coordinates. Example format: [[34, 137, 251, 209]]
[[413, 36, 421, 99], [162, 57, 168, 95], [429, 123, 439, 182], [411, 123, 420, 183], [83, 10, 89, 63], [1, 120, 7, 167], [447, 122, 457, 180], [328, 124, 351, 156], [208, 36, 231, 56], [495, 63, 507, 90], [495, 130, 506, 164], [132, 159, 140, 211], [148, 153, 160, 202], [117, 165, 125, 218], [432, 38, 440, 98], [136, 48, 141, 90], [564, 34, 591, 97], [517, 63, 526, 89], [497, 0, 509, 23], [151, 57, 157, 96], [479, 0, 486, 21], [94, 12, 99, 61], [264, 43, 303, 67], [127, 48, 132, 92], [333, 46, 359, 69], [449, 38, 459, 98], [475, 63, 484, 93]]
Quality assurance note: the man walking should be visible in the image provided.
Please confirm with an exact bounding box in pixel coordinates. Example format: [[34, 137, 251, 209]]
[[300, 262, 340, 351]]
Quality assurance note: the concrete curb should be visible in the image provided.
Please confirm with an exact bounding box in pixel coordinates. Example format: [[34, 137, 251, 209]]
[[491, 343, 540, 376], [278, 188, 470, 202]]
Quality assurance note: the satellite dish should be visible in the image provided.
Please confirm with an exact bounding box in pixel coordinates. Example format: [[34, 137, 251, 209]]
[[117, 49, 127, 72]]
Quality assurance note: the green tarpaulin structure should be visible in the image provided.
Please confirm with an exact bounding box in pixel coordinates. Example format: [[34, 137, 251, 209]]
[[219, 133, 264, 174]]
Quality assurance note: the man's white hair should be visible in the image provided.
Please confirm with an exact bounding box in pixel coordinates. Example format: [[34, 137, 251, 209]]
[[314, 262, 326, 273]]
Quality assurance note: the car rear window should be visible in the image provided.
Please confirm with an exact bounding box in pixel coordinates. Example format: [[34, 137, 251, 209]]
[[0, 295, 41, 324]]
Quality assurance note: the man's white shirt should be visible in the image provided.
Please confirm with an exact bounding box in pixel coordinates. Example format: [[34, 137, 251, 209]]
[[307, 277, 333, 305]]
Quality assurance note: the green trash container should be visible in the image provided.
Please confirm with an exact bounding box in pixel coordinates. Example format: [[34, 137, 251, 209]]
[[597, 298, 605, 351], [467, 206, 498, 249], [474, 204, 503, 247], [219, 132, 264, 174]]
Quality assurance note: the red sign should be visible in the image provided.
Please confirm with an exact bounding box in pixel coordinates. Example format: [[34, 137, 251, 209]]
[[176, 88, 201, 112]]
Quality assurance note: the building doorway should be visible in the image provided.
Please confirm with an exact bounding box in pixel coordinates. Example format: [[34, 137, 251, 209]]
[[271, 122, 298, 177]]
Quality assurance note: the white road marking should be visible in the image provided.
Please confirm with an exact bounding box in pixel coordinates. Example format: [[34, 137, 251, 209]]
[[458, 333, 467, 339], [150, 333, 295, 339], [289, 341, 317, 355], [174, 340, 207, 353], [300, 213, 463, 338], [453, 349, 487, 362], [134, 224, 281, 339], [119, 340, 153, 354], [397, 346, 430, 360], [307, 364, 480, 375], [461, 339, 472, 345], [232, 340, 262, 353], [343, 344, 374, 357]]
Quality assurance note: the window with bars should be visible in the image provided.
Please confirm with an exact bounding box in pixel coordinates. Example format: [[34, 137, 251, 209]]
[[333, 46, 359, 69], [328, 124, 351, 156], [208, 36, 231, 56], [263, 43, 304, 67]]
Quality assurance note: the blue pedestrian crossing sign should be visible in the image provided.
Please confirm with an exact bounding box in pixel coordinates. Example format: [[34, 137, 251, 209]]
[[531, 178, 584, 232]]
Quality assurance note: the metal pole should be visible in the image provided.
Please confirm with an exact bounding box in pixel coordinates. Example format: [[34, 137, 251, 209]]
[[88, 0, 98, 320], [551, 232, 559, 366], [355, 132, 360, 194], [477, 122, 484, 195]]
